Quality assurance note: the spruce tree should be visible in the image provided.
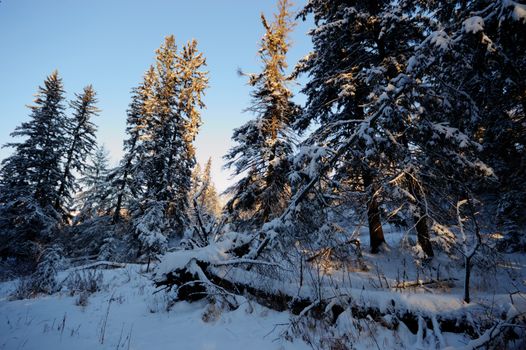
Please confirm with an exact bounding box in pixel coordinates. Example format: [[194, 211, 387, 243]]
[[163, 38, 208, 234], [134, 36, 208, 236], [198, 158, 221, 218], [0, 71, 67, 262], [225, 0, 299, 229], [110, 66, 157, 223], [191, 158, 221, 221], [76, 145, 111, 221], [433, 1, 526, 250], [125, 36, 208, 257], [294, 0, 498, 256], [372, 0, 524, 254], [186, 159, 222, 246], [55, 85, 99, 217], [295, 0, 404, 253]]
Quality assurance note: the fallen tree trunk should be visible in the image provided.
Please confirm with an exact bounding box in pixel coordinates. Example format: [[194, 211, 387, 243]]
[[154, 257, 490, 337]]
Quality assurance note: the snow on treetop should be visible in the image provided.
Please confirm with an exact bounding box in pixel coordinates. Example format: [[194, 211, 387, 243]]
[[509, 1, 526, 22], [427, 31, 450, 51], [462, 16, 485, 34]]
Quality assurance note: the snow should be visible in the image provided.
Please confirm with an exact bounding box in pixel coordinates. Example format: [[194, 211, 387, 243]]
[[1, 224, 525, 350], [427, 30, 450, 51], [504, 0, 526, 22], [511, 3, 526, 22], [155, 232, 249, 276], [0, 265, 309, 350], [431, 122, 472, 148], [462, 16, 485, 34], [293, 145, 328, 179]]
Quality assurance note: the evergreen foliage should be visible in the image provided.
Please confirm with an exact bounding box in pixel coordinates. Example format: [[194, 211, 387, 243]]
[[110, 66, 158, 223], [105, 36, 209, 259], [55, 85, 99, 218], [76, 145, 111, 222], [225, 0, 299, 229], [0, 71, 68, 262]]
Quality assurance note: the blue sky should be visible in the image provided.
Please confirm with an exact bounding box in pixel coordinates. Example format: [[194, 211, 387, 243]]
[[0, 0, 312, 192]]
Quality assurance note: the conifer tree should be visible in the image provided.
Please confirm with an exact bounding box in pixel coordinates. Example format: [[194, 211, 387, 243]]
[[187, 159, 222, 246], [120, 36, 208, 257], [294, 0, 498, 256], [163, 38, 208, 234], [199, 158, 221, 218], [294, 0, 403, 253], [76, 145, 111, 221], [132, 36, 208, 238], [0, 71, 67, 261], [55, 85, 99, 217], [225, 0, 299, 229], [364, 0, 523, 256], [110, 66, 157, 223], [431, 1, 526, 250], [191, 158, 221, 221], [189, 162, 203, 209]]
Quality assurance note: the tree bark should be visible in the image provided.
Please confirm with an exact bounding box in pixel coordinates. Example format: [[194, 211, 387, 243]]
[[408, 173, 433, 257], [415, 212, 433, 257], [464, 256, 471, 303], [112, 136, 138, 223], [399, 130, 433, 258], [363, 170, 386, 253]]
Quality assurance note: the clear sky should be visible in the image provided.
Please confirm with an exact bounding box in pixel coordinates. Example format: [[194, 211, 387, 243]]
[[0, 0, 312, 192]]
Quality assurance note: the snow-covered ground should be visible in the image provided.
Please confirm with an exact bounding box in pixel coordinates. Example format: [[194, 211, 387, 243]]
[[1, 227, 525, 350], [0, 265, 309, 350]]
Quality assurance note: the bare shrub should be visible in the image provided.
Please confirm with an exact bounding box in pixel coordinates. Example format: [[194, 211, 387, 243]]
[[11, 277, 36, 300], [202, 301, 222, 323], [66, 269, 105, 300]]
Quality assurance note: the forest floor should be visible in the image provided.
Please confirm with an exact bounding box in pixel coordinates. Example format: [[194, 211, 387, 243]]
[[0, 263, 310, 350], [0, 227, 525, 350]]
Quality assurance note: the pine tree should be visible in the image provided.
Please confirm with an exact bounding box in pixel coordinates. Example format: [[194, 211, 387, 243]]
[[432, 1, 526, 250], [76, 145, 111, 221], [133, 36, 208, 242], [295, 0, 405, 253], [295, 0, 496, 256], [163, 38, 208, 234], [110, 66, 157, 223], [55, 85, 99, 217], [225, 0, 299, 229], [0, 71, 67, 262], [190, 158, 221, 222]]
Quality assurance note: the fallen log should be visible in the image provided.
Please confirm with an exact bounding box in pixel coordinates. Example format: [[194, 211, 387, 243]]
[[394, 278, 458, 289], [154, 257, 493, 338], [67, 260, 127, 272]]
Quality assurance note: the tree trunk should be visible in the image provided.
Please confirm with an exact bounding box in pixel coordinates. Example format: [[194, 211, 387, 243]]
[[415, 212, 433, 257], [363, 170, 386, 253], [400, 130, 433, 258], [112, 137, 138, 223], [54, 146, 75, 211], [464, 255, 471, 303], [408, 174, 433, 257]]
